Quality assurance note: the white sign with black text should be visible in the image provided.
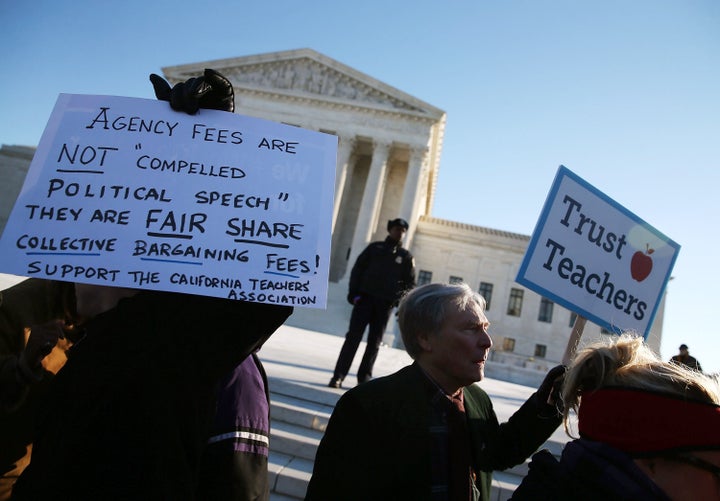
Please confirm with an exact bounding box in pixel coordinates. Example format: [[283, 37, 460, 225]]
[[516, 166, 680, 338], [0, 94, 337, 308]]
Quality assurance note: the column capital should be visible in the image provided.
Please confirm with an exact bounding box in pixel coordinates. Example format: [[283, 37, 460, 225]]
[[408, 145, 429, 164], [371, 139, 393, 154], [336, 135, 356, 162], [337, 134, 356, 151]]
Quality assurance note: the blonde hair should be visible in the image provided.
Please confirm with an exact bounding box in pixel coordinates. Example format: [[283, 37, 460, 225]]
[[562, 334, 720, 431]]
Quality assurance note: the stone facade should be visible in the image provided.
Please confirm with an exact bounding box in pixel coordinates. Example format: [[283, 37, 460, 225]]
[[161, 49, 446, 283], [0, 145, 36, 235], [0, 49, 665, 376], [412, 216, 665, 367]]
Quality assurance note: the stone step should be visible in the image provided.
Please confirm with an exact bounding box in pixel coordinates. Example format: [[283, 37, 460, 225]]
[[269, 391, 333, 432], [492, 470, 523, 501], [266, 379, 335, 499], [269, 376, 344, 407], [270, 418, 323, 462], [269, 451, 313, 500]]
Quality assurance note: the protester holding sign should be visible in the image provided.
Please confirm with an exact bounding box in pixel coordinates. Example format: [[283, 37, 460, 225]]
[[308, 282, 565, 501], [510, 334, 720, 500], [9, 70, 294, 500]]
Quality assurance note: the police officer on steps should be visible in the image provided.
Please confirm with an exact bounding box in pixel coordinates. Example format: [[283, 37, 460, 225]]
[[328, 218, 415, 388]]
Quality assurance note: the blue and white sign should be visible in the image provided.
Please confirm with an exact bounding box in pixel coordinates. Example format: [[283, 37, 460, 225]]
[[516, 166, 680, 338]]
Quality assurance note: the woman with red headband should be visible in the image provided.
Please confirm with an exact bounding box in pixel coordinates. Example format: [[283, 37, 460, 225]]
[[511, 334, 720, 500]]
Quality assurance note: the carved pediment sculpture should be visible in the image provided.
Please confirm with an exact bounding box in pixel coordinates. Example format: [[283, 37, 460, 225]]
[[164, 49, 442, 116]]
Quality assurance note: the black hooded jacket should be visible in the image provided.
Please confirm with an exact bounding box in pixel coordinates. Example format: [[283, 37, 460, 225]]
[[348, 236, 415, 303]]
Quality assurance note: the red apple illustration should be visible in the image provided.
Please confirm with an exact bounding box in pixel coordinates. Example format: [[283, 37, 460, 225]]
[[631, 244, 654, 282]]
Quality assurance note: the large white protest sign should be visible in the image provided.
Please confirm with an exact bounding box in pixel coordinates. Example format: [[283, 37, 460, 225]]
[[0, 94, 337, 308], [516, 166, 680, 338]]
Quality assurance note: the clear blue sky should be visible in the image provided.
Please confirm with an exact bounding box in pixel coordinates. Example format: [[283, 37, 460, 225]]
[[2, 1, 719, 370]]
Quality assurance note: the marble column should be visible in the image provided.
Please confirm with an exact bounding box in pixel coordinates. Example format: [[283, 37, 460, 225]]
[[331, 135, 356, 232], [347, 140, 392, 268], [398, 146, 428, 222]]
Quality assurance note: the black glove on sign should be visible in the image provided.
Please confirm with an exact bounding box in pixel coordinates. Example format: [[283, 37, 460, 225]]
[[149, 68, 234, 114], [537, 364, 567, 411]]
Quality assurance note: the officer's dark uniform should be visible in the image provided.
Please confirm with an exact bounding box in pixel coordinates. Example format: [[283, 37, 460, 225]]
[[329, 219, 415, 387]]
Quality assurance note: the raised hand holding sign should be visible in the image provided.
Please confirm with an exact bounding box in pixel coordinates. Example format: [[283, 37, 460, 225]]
[[150, 68, 235, 114]]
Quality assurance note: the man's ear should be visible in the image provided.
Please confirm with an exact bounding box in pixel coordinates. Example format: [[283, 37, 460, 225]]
[[417, 331, 433, 353]]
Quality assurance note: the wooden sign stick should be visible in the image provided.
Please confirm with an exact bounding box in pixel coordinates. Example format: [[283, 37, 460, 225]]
[[562, 316, 587, 366]]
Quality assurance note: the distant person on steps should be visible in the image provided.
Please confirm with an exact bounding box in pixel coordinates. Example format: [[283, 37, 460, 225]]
[[328, 218, 415, 388], [670, 343, 702, 372]]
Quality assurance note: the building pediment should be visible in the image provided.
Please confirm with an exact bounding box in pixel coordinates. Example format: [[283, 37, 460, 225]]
[[162, 49, 444, 119]]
